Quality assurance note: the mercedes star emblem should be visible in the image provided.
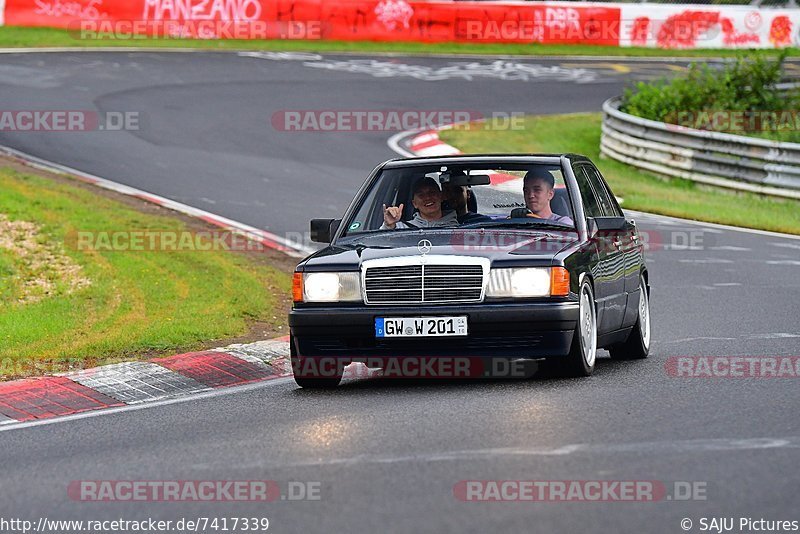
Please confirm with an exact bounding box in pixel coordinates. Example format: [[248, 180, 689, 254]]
[[417, 239, 432, 255]]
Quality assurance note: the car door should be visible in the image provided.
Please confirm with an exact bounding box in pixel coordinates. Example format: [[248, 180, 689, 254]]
[[574, 164, 625, 334], [586, 165, 643, 329]]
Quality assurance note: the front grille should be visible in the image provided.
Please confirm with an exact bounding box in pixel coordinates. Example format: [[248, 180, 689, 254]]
[[364, 264, 484, 304]]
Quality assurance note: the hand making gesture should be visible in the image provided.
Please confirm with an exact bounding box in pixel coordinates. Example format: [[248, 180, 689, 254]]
[[382, 203, 404, 229]]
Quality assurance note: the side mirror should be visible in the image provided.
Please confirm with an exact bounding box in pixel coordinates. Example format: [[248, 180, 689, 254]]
[[310, 218, 341, 243], [594, 217, 627, 231]]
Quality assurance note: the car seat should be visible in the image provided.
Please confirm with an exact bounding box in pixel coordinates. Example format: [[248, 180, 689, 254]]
[[551, 188, 571, 218]]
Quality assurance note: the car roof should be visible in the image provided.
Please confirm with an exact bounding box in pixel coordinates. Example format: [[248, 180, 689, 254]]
[[380, 154, 590, 169]]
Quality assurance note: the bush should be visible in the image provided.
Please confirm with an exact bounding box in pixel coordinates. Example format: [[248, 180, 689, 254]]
[[620, 52, 800, 143]]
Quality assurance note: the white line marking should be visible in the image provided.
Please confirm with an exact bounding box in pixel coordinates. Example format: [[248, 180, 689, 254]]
[[276, 437, 800, 468], [771, 242, 800, 250], [238, 51, 323, 61], [745, 333, 800, 339], [626, 209, 800, 241], [766, 260, 800, 266], [709, 246, 751, 251], [663, 245, 705, 251], [678, 258, 734, 264], [0, 376, 293, 433], [661, 333, 800, 342], [660, 337, 736, 343]]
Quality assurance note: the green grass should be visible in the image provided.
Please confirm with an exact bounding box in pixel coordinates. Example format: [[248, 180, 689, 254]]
[[439, 113, 800, 235], [0, 167, 291, 377], [2, 25, 799, 57], [0, 251, 16, 303]]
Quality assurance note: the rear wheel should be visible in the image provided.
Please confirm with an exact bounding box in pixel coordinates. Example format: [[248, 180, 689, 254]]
[[609, 274, 650, 360], [291, 337, 343, 389], [554, 279, 597, 377]]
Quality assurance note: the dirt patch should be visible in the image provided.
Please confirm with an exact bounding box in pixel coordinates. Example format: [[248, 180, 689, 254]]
[[0, 213, 91, 304]]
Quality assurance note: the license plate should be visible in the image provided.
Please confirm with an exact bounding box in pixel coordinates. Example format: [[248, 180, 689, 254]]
[[375, 316, 468, 338]]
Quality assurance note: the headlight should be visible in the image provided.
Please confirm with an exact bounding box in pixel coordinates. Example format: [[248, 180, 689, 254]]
[[486, 267, 570, 298], [295, 272, 362, 302]]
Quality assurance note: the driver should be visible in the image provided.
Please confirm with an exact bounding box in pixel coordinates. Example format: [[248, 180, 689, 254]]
[[522, 168, 574, 226], [382, 177, 459, 230]]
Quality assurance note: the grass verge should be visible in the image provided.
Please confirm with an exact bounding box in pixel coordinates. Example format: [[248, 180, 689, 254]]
[[439, 113, 800, 235], [0, 160, 293, 379], [1, 26, 799, 58]]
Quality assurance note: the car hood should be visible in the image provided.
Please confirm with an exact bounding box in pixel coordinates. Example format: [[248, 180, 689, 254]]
[[300, 230, 578, 270]]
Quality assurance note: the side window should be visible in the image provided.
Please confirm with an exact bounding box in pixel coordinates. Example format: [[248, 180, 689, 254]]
[[345, 170, 402, 233], [574, 165, 603, 219], [584, 166, 622, 217]]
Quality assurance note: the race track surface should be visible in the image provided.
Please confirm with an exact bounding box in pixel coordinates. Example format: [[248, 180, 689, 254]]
[[1, 51, 798, 534]]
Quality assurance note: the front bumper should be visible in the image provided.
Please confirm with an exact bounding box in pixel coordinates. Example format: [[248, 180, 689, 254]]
[[290, 301, 578, 359]]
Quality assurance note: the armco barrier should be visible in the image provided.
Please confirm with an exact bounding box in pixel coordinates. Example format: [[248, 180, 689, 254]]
[[600, 97, 800, 199], [2, 0, 800, 49]]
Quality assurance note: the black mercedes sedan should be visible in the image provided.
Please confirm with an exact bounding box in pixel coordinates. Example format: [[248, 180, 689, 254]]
[[289, 155, 650, 388]]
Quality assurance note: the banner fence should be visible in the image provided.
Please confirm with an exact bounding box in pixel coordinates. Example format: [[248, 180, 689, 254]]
[[2, 0, 799, 49]]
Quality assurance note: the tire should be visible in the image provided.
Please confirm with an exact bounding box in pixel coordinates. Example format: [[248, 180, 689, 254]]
[[290, 337, 343, 389], [608, 274, 650, 361], [555, 278, 597, 377]]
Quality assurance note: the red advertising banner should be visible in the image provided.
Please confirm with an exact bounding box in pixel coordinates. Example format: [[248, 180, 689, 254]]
[[2, 0, 621, 45]]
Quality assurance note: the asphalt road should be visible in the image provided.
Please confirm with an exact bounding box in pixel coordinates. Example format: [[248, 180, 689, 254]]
[[1, 51, 799, 533], [0, 52, 740, 239]]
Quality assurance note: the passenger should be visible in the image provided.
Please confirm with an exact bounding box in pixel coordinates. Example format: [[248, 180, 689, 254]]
[[382, 177, 459, 230], [522, 169, 574, 226], [441, 181, 491, 225]]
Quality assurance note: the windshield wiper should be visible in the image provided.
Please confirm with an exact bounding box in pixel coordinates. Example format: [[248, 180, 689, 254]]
[[460, 220, 575, 231], [344, 242, 393, 250]]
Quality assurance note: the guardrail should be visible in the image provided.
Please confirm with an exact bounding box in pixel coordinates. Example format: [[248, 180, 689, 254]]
[[600, 97, 800, 200]]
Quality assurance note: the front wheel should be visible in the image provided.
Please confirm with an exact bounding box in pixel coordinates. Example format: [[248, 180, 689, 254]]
[[555, 279, 597, 377], [609, 274, 650, 361]]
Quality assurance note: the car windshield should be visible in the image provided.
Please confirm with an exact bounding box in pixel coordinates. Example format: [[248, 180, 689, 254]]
[[342, 163, 576, 236]]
